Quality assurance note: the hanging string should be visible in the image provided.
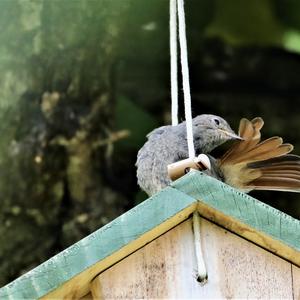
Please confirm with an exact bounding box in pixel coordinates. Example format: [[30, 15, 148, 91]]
[[169, 0, 207, 284], [170, 0, 178, 126], [193, 211, 208, 283], [177, 0, 195, 158]]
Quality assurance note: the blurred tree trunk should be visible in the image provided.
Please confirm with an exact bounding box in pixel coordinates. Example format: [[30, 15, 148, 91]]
[[0, 0, 130, 285]]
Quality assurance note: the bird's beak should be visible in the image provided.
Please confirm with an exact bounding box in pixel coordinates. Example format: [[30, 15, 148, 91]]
[[218, 129, 244, 140]]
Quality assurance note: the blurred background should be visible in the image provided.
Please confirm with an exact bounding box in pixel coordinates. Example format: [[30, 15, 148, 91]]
[[1, 0, 300, 286]]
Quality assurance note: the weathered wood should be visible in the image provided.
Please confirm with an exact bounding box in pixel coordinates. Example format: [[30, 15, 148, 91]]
[[93, 218, 293, 299], [201, 218, 293, 299], [1, 171, 300, 299], [91, 219, 197, 299], [0, 188, 196, 300], [292, 265, 300, 299], [91, 220, 198, 299], [173, 171, 300, 267]]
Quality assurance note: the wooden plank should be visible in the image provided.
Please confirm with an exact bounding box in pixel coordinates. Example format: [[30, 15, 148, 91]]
[[173, 171, 300, 267], [0, 187, 197, 300], [200, 218, 293, 299], [1, 171, 300, 299], [292, 264, 300, 299], [93, 218, 293, 299], [92, 219, 197, 299]]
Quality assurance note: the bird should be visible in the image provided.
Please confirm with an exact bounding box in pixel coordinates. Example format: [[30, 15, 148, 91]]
[[136, 114, 241, 196], [207, 117, 300, 193]]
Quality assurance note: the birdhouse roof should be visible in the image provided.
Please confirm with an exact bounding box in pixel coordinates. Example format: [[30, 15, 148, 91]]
[[1, 171, 300, 299]]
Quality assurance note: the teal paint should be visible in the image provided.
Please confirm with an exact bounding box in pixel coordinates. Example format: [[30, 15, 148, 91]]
[[172, 171, 300, 253], [1, 171, 300, 299], [0, 187, 196, 300]]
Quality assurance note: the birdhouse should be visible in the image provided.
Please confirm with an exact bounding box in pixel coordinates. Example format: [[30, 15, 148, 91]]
[[1, 171, 300, 299]]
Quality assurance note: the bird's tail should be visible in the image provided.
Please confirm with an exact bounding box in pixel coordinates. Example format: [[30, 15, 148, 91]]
[[218, 117, 300, 192]]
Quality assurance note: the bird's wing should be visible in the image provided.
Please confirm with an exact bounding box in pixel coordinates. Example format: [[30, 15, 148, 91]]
[[218, 117, 300, 192], [146, 125, 170, 139]]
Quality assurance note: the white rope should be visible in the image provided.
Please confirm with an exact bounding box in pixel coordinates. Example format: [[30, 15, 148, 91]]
[[192, 211, 208, 283], [169, 0, 208, 284], [170, 0, 178, 126], [177, 0, 195, 158]]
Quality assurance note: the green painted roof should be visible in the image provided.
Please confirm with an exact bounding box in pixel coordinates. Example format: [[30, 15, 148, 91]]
[[1, 171, 300, 299]]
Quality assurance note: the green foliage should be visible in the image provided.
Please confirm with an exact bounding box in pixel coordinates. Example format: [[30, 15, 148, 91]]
[[206, 0, 284, 46], [202, 0, 300, 53], [116, 95, 158, 149]]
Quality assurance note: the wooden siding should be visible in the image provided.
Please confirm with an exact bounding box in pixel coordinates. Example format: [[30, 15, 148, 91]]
[[93, 218, 297, 299], [173, 171, 300, 267], [293, 265, 300, 299], [1, 171, 299, 300]]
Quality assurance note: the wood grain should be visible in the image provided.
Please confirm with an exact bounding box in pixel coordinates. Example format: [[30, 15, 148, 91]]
[[173, 170, 300, 267], [92, 219, 198, 299], [2, 171, 299, 299], [93, 218, 294, 299], [0, 187, 196, 300], [293, 264, 300, 300], [201, 219, 293, 299]]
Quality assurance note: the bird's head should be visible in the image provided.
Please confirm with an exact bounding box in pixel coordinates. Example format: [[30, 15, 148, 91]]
[[192, 114, 242, 152]]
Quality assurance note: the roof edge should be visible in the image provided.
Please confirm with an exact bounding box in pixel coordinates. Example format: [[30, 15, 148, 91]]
[[2, 171, 300, 300], [172, 170, 300, 266], [0, 187, 197, 300]]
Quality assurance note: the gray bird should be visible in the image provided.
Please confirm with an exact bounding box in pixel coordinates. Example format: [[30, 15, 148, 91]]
[[136, 114, 240, 196]]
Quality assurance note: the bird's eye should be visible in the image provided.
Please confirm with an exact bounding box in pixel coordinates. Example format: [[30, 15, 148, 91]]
[[214, 118, 220, 126]]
